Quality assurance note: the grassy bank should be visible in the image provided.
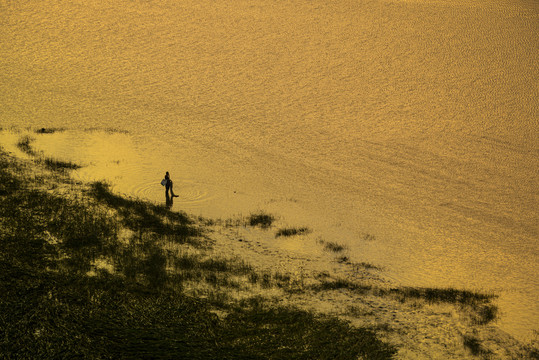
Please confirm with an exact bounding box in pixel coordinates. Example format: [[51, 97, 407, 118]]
[[0, 148, 396, 359]]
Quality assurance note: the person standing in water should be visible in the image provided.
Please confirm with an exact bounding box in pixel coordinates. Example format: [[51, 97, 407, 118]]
[[164, 171, 179, 198]]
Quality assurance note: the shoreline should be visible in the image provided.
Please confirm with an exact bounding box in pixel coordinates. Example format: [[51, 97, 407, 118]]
[[1, 129, 536, 358]]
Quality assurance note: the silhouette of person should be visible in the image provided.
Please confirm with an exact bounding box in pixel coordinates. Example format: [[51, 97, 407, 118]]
[[165, 171, 179, 198]]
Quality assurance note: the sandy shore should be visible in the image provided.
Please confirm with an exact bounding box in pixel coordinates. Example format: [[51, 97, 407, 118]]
[[207, 220, 533, 359]]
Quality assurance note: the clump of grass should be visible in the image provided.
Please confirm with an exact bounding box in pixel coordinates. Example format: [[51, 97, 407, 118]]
[[346, 305, 374, 317], [16, 135, 36, 156], [381, 286, 498, 325], [386, 287, 495, 305], [362, 234, 376, 241], [472, 303, 498, 325], [248, 212, 274, 229], [352, 262, 381, 271], [35, 127, 64, 134], [462, 334, 490, 356], [275, 227, 310, 237], [312, 278, 372, 294], [42, 157, 81, 171], [323, 241, 346, 252]]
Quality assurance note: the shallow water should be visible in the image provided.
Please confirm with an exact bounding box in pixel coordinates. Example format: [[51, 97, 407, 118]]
[[1, 0, 537, 341]]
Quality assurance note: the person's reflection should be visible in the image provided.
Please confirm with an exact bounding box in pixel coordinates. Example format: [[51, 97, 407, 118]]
[[165, 193, 173, 209]]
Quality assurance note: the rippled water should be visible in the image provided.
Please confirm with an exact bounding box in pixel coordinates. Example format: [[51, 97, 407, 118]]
[[1, 0, 537, 341]]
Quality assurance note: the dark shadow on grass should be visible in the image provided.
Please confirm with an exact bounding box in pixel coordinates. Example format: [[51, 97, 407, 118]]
[[89, 181, 199, 240]]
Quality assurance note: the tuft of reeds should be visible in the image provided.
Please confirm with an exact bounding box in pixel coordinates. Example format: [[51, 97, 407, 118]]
[[275, 227, 310, 238]]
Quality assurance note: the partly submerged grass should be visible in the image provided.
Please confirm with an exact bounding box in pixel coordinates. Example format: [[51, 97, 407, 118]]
[[0, 152, 396, 359]]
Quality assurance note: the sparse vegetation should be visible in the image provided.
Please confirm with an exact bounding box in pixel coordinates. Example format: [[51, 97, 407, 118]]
[[0, 150, 396, 359]]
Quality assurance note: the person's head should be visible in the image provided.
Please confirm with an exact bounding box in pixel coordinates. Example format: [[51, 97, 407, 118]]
[[166, 171, 169, 175]]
